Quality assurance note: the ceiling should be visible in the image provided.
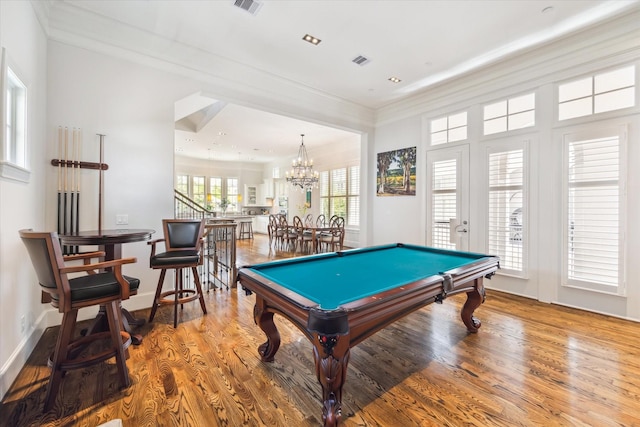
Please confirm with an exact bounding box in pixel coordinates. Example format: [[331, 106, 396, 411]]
[[45, 0, 639, 163]]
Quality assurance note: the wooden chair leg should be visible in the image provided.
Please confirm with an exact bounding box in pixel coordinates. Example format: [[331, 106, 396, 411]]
[[174, 269, 180, 328], [192, 266, 207, 315], [44, 309, 78, 411], [149, 269, 166, 323], [105, 300, 130, 388]]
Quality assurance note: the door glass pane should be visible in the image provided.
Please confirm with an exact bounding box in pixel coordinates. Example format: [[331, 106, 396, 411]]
[[567, 136, 620, 287], [432, 159, 457, 250], [488, 149, 524, 272]]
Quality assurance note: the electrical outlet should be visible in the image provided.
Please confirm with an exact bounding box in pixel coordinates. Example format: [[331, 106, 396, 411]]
[[116, 214, 129, 225]]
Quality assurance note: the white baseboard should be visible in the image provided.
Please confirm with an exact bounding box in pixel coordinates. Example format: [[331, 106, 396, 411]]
[[0, 291, 155, 401]]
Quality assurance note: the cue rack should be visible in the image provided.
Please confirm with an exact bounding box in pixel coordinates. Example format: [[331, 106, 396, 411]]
[[50, 128, 109, 255]]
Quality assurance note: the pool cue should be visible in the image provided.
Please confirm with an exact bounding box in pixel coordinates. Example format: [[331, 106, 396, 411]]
[[75, 128, 81, 253], [98, 134, 105, 233], [63, 127, 69, 254], [70, 129, 76, 254], [57, 127, 63, 243]]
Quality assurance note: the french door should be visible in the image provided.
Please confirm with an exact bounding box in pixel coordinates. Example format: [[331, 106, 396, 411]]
[[426, 145, 470, 251]]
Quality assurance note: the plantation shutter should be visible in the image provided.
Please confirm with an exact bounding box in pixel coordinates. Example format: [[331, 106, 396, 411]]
[[566, 135, 621, 289], [330, 168, 347, 218], [488, 149, 524, 273], [431, 159, 457, 250], [348, 166, 360, 227]]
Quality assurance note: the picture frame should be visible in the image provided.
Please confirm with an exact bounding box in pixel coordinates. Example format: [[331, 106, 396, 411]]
[[376, 146, 416, 196]]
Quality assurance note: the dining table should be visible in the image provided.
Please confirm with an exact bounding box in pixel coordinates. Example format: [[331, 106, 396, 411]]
[[302, 225, 334, 254], [59, 228, 155, 345]]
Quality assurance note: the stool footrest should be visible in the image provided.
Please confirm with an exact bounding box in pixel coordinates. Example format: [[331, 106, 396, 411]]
[[158, 289, 200, 305]]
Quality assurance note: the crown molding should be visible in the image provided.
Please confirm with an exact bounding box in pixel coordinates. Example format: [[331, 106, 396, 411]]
[[376, 8, 640, 126], [37, 1, 375, 131]]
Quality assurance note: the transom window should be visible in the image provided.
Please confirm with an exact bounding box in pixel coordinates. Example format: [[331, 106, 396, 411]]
[[431, 111, 467, 145], [484, 93, 535, 136], [558, 65, 635, 121]]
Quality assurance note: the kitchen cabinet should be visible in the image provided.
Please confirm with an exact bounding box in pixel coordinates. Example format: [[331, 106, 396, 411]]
[[253, 215, 270, 234], [245, 185, 257, 205]]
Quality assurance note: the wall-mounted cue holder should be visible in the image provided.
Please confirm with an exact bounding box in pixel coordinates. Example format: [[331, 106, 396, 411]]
[[50, 159, 108, 170]]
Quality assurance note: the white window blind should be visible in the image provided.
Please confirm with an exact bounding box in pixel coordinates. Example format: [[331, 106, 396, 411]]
[[566, 135, 621, 289], [431, 159, 457, 250], [320, 166, 360, 227], [488, 149, 524, 273], [348, 166, 360, 227]]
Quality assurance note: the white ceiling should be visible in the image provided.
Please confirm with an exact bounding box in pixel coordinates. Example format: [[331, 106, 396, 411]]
[[45, 0, 639, 163]]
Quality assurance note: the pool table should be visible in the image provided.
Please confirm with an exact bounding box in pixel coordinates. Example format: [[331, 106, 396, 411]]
[[237, 243, 500, 426]]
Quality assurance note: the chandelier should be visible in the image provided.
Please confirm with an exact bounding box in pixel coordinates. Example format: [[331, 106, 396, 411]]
[[286, 134, 319, 191]]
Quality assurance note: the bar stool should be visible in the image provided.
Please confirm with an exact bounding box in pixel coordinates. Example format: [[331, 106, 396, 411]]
[[148, 219, 207, 328], [238, 219, 253, 239]]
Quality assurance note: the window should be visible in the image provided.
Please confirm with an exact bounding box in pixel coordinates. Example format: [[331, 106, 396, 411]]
[[320, 166, 360, 227], [431, 111, 467, 145], [209, 177, 222, 209], [226, 178, 239, 212], [1, 50, 29, 181], [563, 127, 626, 294], [559, 65, 635, 121], [487, 147, 526, 274], [430, 159, 457, 250], [176, 175, 188, 195], [484, 93, 535, 135], [348, 166, 360, 227], [192, 176, 205, 206]]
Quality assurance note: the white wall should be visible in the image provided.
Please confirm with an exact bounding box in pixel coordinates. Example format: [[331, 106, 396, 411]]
[[0, 0, 48, 398], [372, 11, 640, 320], [371, 116, 424, 245]]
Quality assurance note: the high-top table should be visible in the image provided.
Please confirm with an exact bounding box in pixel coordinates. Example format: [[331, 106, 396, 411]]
[[60, 228, 155, 345]]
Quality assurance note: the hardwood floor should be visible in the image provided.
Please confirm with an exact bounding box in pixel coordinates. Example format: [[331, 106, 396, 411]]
[[2, 234, 639, 426]]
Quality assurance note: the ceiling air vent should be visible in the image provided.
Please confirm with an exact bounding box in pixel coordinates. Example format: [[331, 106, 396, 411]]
[[233, 0, 263, 16], [352, 55, 371, 66]]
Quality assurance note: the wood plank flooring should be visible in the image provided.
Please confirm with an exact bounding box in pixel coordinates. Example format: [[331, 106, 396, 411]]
[[1, 234, 639, 426]]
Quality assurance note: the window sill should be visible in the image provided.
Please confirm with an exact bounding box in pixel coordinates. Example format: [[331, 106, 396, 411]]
[[0, 161, 30, 182]]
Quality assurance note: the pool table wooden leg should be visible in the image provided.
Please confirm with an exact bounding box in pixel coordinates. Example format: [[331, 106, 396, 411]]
[[461, 278, 486, 333], [253, 298, 281, 362], [312, 333, 351, 427]]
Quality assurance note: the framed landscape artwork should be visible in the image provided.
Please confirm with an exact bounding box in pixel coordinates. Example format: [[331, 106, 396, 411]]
[[376, 146, 416, 196]]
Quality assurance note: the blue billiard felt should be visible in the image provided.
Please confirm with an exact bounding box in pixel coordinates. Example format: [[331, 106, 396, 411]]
[[247, 244, 488, 309]]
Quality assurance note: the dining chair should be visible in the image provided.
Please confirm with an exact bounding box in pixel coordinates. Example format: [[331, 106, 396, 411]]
[[19, 229, 139, 411], [304, 213, 314, 227], [268, 214, 285, 249], [148, 219, 207, 328], [315, 214, 326, 227], [292, 215, 314, 253], [318, 216, 345, 252]]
